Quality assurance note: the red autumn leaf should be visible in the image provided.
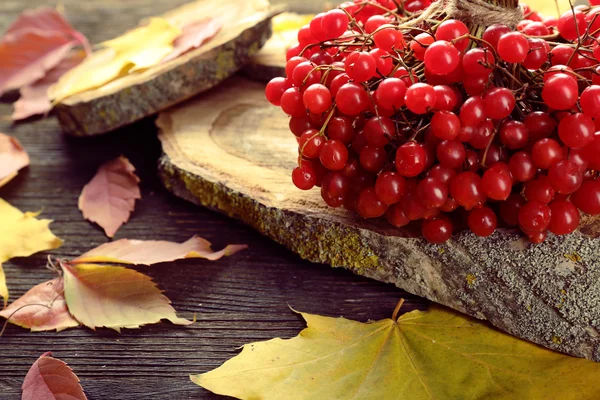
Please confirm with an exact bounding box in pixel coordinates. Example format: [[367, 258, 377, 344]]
[[22, 352, 87, 400], [162, 18, 223, 62], [0, 7, 89, 96], [78, 156, 141, 238], [0, 278, 79, 332], [0, 133, 30, 187], [73, 236, 247, 265], [12, 50, 86, 121], [6, 6, 90, 51], [0, 31, 75, 96]]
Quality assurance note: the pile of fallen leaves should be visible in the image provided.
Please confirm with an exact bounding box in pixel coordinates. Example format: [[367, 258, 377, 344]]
[[1, 6, 222, 120]]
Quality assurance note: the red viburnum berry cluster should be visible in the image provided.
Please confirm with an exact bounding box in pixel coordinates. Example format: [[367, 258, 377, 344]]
[[265, 0, 600, 244]]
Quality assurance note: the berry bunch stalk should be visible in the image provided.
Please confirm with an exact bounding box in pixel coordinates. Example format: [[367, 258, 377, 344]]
[[265, 0, 600, 244]]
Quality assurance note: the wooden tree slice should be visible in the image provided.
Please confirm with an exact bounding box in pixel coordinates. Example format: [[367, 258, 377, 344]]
[[157, 76, 600, 361], [54, 0, 277, 137]]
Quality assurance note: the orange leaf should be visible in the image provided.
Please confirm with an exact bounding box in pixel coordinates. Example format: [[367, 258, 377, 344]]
[[73, 236, 247, 265], [22, 352, 87, 400], [12, 49, 86, 121], [0, 278, 79, 332], [163, 18, 223, 62], [78, 156, 141, 238], [0, 133, 30, 187]]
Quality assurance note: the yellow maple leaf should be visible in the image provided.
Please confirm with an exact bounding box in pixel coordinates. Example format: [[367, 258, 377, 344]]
[[524, 0, 572, 17], [0, 199, 62, 306], [61, 262, 192, 331], [49, 17, 181, 102], [194, 305, 600, 400]]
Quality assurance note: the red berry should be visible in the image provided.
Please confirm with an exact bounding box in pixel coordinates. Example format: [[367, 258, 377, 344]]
[[357, 187, 388, 218], [424, 41, 460, 75], [321, 9, 349, 39], [344, 51, 376, 82], [299, 129, 325, 158], [364, 116, 395, 147], [548, 200, 580, 235], [450, 171, 486, 210], [522, 38, 549, 70], [418, 177, 448, 209], [327, 116, 354, 143], [524, 111, 557, 142], [292, 164, 316, 190], [509, 151, 536, 182], [572, 180, 600, 215], [481, 163, 512, 201], [482, 24, 511, 51], [405, 83, 436, 114], [375, 172, 406, 204], [525, 175, 556, 204], [558, 113, 595, 149], [497, 32, 529, 63], [468, 206, 497, 237], [396, 142, 427, 177], [373, 25, 405, 52], [302, 84, 332, 114], [335, 82, 369, 115], [435, 19, 470, 51], [532, 138, 563, 169], [292, 61, 321, 88], [542, 73, 578, 110], [500, 193, 526, 226], [462, 48, 495, 78], [410, 32, 435, 61], [459, 96, 486, 127], [436, 139, 466, 169], [580, 86, 600, 118], [360, 145, 387, 172], [483, 88, 515, 120], [548, 160, 583, 195], [281, 88, 306, 117], [422, 215, 453, 243], [433, 85, 460, 111], [431, 111, 460, 140], [375, 78, 406, 110], [320, 140, 348, 170], [265, 77, 292, 106], [519, 201, 551, 232], [557, 9, 586, 41], [387, 203, 410, 227], [499, 120, 528, 149]]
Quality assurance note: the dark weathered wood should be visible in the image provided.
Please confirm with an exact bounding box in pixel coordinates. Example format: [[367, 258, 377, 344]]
[[158, 77, 600, 362], [0, 2, 425, 399]]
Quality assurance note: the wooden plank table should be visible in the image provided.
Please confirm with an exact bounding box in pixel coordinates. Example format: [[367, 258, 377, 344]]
[[0, 1, 427, 398]]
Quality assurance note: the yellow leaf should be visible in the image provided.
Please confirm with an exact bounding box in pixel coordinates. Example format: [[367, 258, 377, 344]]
[[271, 13, 314, 33], [524, 0, 571, 17], [0, 199, 63, 263], [0, 199, 62, 306], [61, 262, 191, 331], [49, 18, 181, 102], [193, 306, 600, 400], [0, 264, 7, 307]]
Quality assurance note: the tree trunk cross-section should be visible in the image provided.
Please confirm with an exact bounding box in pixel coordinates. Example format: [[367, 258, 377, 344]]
[[54, 0, 277, 137], [158, 77, 600, 361]]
